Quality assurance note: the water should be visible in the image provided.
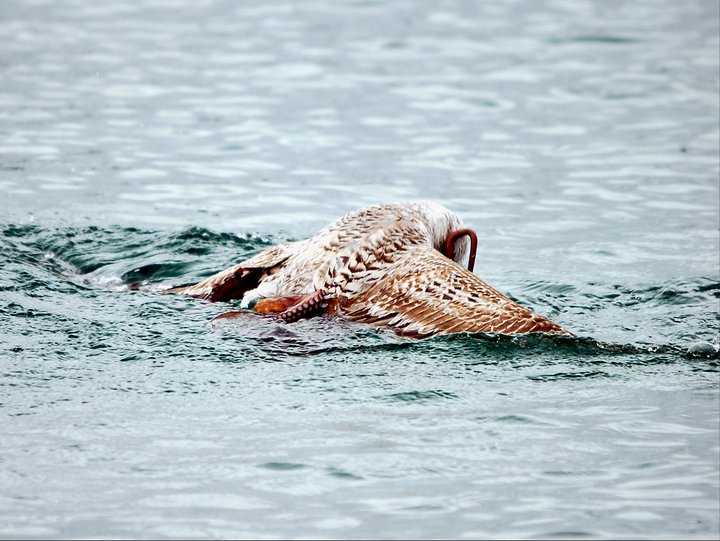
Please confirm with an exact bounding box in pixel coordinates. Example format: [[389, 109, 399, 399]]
[[1, 0, 719, 538]]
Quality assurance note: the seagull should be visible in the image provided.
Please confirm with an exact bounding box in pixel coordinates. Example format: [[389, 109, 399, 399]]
[[164, 201, 573, 338]]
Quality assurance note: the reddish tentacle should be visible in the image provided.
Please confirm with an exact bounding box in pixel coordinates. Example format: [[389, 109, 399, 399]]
[[277, 290, 329, 323], [444, 228, 478, 273]]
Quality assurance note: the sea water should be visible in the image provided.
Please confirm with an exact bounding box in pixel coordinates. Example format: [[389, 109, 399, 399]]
[[1, 0, 718, 538]]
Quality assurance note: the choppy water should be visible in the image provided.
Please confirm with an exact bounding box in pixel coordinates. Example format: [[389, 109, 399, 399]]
[[1, 0, 719, 539]]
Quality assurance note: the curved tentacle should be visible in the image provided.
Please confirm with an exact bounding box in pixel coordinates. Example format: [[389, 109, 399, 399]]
[[444, 228, 478, 272]]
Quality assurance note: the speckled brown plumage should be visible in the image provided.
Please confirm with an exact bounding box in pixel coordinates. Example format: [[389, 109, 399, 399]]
[[165, 201, 572, 337], [338, 245, 572, 337]]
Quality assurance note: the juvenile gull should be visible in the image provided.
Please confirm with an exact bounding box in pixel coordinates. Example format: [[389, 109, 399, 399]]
[[165, 201, 572, 337]]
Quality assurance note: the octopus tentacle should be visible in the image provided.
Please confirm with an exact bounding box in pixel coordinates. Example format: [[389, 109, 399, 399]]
[[444, 228, 478, 272], [277, 290, 330, 323]]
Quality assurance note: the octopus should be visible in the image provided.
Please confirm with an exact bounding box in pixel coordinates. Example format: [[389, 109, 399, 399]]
[[164, 201, 573, 338]]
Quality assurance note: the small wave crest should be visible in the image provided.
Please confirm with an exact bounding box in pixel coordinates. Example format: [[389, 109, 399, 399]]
[[1, 223, 278, 292]]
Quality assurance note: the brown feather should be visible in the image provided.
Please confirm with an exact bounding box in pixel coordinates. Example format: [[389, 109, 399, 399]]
[[340, 246, 572, 337], [162, 243, 295, 301]]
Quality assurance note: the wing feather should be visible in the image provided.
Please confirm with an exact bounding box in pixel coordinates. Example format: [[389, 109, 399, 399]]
[[341, 246, 572, 337], [163, 242, 297, 301]]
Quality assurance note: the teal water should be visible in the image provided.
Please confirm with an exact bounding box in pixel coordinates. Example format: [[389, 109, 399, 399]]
[[1, 0, 719, 539]]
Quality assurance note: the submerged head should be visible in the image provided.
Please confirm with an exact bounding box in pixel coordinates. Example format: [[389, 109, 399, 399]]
[[405, 201, 476, 270]]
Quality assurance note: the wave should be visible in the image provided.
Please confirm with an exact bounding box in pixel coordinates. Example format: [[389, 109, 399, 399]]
[[1, 223, 717, 362]]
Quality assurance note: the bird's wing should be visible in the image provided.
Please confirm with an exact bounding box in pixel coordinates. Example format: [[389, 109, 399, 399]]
[[163, 242, 296, 302], [340, 245, 572, 337], [318, 218, 432, 296]]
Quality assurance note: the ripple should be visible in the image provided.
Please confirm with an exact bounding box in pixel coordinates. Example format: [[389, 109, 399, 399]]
[[381, 390, 459, 403], [260, 462, 306, 471]]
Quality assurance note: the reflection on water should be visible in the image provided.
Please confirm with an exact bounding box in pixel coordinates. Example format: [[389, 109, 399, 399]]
[[0, 0, 718, 539]]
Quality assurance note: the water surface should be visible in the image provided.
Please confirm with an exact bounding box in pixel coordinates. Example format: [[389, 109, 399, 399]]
[[1, 0, 718, 539]]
